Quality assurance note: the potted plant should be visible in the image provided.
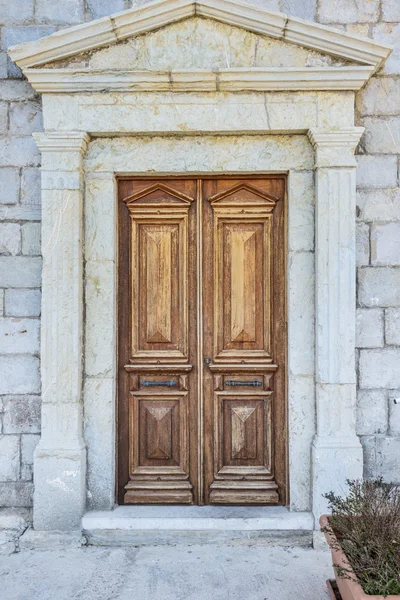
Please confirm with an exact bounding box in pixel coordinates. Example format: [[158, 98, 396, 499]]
[[320, 479, 400, 600]]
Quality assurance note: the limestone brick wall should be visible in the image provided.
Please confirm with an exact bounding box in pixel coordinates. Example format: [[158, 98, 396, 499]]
[[0, 0, 399, 510]]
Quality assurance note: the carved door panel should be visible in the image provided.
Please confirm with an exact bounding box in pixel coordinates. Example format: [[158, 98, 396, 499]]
[[118, 179, 198, 504], [202, 178, 286, 505], [118, 177, 286, 505]]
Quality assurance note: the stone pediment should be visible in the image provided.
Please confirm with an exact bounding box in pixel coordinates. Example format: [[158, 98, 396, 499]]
[[8, 0, 392, 93]]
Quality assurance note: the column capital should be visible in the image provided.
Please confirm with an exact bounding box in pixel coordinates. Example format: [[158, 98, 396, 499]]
[[308, 127, 364, 168], [33, 131, 90, 154]]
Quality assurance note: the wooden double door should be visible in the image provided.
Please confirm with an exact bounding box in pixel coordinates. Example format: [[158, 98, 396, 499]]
[[118, 176, 287, 505]]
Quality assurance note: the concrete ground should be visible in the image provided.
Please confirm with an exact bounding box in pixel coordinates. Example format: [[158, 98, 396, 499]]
[[0, 544, 333, 600]]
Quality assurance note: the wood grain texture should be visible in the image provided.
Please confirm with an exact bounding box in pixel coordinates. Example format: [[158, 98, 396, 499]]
[[118, 176, 287, 505]]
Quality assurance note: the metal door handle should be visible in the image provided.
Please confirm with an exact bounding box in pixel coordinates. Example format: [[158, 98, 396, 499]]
[[142, 380, 177, 387], [225, 380, 262, 387]]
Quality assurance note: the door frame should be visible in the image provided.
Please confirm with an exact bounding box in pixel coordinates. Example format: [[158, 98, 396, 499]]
[[116, 174, 288, 506]]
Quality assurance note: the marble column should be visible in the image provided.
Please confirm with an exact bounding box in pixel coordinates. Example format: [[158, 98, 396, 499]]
[[308, 128, 365, 520], [32, 132, 89, 530]]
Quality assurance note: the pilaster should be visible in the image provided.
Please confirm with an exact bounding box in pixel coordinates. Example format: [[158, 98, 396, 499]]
[[308, 127, 364, 520], [32, 131, 89, 531]]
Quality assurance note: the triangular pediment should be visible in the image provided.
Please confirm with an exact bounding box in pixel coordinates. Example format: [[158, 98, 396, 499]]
[[208, 183, 278, 206], [32, 16, 353, 72], [7, 0, 391, 93], [9, 0, 391, 70], [123, 183, 195, 205]]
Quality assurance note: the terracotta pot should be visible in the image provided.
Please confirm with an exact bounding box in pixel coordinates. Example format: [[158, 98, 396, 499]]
[[320, 515, 400, 600]]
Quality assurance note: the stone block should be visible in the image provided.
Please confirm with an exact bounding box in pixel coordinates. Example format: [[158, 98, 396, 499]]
[[85, 260, 116, 378], [356, 390, 388, 435], [36, 0, 84, 23], [86, 135, 314, 173], [21, 434, 39, 480], [386, 308, 400, 345], [0, 435, 19, 482], [360, 435, 377, 478], [21, 168, 41, 205], [0, 0, 34, 23], [356, 308, 384, 348], [84, 377, 115, 510], [0, 81, 36, 102], [316, 93, 355, 129], [33, 448, 86, 530], [0, 168, 20, 205], [0, 317, 39, 354], [0, 256, 41, 287], [0, 482, 33, 507], [3, 396, 41, 434], [281, 0, 316, 19], [389, 391, 400, 435], [288, 170, 314, 252], [358, 267, 400, 307], [288, 376, 315, 511], [0, 223, 21, 256], [21, 223, 41, 256], [362, 117, 400, 153], [360, 348, 400, 388], [2, 26, 56, 50], [85, 177, 115, 262], [346, 24, 370, 36], [0, 54, 7, 79], [319, 0, 379, 23], [0, 355, 40, 394], [357, 78, 400, 116], [356, 222, 369, 266], [5, 289, 40, 317], [288, 252, 315, 376], [382, 0, 400, 21], [21, 434, 39, 465], [358, 189, 400, 222], [9, 102, 43, 136], [0, 102, 7, 135], [0, 507, 30, 531], [19, 528, 84, 550], [376, 436, 400, 483], [0, 137, 40, 168], [86, 0, 124, 19], [371, 223, 400, 266], [356, 155, 398, 189], [7, 56, 22, 79], [0, 290, 3, 316], [0, 205, 41, 222], [373, 24, 400, 74]]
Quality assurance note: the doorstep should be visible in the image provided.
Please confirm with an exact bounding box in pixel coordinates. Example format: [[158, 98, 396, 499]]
[[82, 506, 314, 547]]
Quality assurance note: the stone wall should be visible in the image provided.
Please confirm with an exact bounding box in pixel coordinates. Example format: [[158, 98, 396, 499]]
[[0, 0, 399, 511]]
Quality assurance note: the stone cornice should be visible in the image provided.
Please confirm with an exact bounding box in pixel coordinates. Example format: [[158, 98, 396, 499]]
[[33, 132, 90, 154], [308, 127, 365, 168], [8, 0, 392, 71], [24, 66, 375, 93]]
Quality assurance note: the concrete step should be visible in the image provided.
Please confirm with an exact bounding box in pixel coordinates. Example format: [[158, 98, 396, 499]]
[[82, 506, 314, 547]]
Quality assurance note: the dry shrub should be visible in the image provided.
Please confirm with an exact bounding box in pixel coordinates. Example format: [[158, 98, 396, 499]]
[[323, 479, 400, 596]]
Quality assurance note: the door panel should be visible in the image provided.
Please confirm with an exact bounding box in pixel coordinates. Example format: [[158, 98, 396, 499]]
[[202, 178, 286, 505], [118, 179, 197, 504], [118, 176, 286, 505]]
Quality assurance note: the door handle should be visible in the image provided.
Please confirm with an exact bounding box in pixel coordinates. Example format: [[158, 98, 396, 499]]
[[225, 380, 262, 387], [141, 380, 177, 387]]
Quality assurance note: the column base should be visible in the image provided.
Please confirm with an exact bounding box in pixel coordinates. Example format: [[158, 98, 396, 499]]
[[33, 445, 86, 531], [312, 435, 363, 521]]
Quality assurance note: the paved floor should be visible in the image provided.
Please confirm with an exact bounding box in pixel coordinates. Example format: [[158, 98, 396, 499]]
[[0, 544, 332, 600]]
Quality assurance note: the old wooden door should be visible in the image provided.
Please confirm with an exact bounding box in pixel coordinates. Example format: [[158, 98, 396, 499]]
[[118, 177, 286, 505]]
